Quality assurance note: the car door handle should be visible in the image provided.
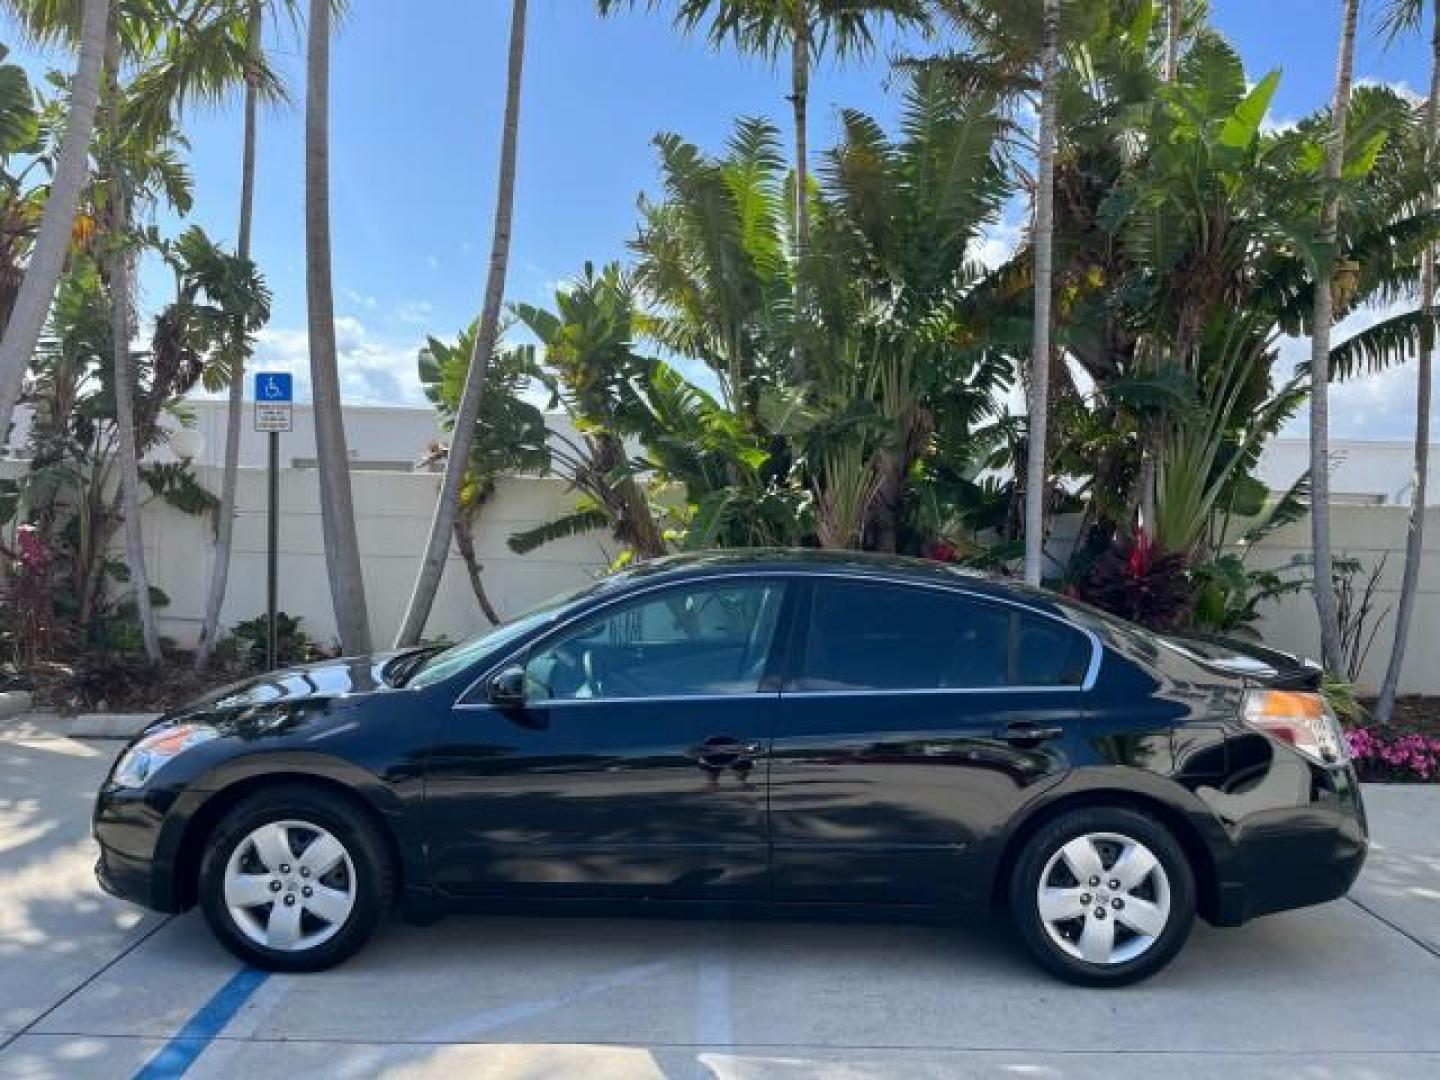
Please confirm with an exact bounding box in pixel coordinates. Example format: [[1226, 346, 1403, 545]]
[[995, 722, 1064, 744], [687, 735, 763, 766]]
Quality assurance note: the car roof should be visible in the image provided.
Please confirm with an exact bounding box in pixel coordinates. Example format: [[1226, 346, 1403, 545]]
[[600, 548, 1068, 614]]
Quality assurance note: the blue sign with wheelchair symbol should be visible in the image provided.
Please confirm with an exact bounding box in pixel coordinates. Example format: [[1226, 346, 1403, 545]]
[[255, 372, 293, 403]]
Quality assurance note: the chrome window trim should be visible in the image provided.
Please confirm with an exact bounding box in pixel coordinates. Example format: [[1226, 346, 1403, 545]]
[[455, 568, 1104, 708]]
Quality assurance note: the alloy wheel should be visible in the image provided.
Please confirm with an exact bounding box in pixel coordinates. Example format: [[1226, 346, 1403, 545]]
[[1036, 830, 1172, 966], [223, 819, 357, 952]]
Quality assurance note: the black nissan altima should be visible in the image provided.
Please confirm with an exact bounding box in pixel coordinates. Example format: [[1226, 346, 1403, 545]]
[[93, 551, 1367, 985]]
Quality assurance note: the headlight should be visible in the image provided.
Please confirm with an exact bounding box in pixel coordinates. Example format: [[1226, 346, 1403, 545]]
[[1243, 690, 1348, 766], [113, 724, 220, 788]]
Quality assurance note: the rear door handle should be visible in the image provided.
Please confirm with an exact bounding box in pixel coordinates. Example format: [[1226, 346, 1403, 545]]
[[995, 722, 1064, 744], [687, 735, 763, 767]]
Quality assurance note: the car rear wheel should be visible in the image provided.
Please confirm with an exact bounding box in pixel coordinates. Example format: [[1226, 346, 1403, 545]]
[[198, 785, 394, 972], [1010, 806, 1195, 986]]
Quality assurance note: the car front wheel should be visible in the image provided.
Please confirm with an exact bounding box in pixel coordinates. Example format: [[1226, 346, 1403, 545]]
[[198, 785, 394, 972], [1010, 806, 1195, 986]]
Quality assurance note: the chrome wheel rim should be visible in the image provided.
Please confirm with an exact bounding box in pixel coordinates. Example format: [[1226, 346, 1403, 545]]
[[223, 819, 356, 952], [1037, 831, 1171, 966]]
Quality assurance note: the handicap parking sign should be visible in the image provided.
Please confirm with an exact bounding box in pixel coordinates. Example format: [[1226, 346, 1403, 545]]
[[255, 372, 293, 402], [254, 372, 294, 432]]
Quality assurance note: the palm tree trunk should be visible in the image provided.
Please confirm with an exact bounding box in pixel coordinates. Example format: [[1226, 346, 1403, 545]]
[[104, 34, 161, 664], [1163, 0, 1181, 82], [1375, 4, 1440, 723], [195, 0, 263, 671], [0, 0, 109, 450], [790, 13, 811, 387], [1140, 0, 1182, 533], [1024, 0, 1060, 587], [395, 0, 528, 647], [452, 512, 502, 625], [306, 0, 372, 655], [1309, 0, 1359, 674]]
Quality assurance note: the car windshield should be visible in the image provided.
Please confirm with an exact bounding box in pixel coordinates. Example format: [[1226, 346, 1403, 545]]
[[404, 580, 608, 689]]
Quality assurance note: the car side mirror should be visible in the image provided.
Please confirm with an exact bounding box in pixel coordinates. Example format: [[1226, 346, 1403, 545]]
[[488, 665, 526, 707]]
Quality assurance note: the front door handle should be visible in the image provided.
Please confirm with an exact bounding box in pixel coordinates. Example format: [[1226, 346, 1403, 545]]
[[687, 735, 763, 769], [995, 722, 1064, 745]]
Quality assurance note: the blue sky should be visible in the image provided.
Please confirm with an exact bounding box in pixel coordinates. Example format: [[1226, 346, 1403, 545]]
[[4, 0, 1436, 437]]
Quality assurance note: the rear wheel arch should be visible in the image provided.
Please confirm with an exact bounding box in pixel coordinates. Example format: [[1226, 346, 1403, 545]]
[[172, 772, 404, 911], [991, 787, 1221, 922]]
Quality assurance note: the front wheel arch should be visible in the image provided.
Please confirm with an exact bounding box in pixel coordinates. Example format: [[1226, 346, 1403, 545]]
[[172, 772, 404, 912]]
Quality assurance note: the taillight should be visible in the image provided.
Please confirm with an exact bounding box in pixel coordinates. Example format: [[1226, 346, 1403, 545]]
[[1243, 690, 1348, 766]]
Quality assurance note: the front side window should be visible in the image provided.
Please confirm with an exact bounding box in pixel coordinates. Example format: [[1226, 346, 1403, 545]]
[[524, 580, 786, 702], [795, 581, 1090, 692]]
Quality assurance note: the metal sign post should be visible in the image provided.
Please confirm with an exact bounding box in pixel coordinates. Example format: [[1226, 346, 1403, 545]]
[[253, 373, 294, 672]]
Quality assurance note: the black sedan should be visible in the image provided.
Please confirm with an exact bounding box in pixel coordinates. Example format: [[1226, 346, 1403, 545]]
[[93, 551, 1367, 985]]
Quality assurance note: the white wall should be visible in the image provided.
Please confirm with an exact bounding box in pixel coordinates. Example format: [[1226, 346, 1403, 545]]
[[1236, 507, 1439, 693], [1256, 438, 1425, 506], [147, 466, 614, 648]]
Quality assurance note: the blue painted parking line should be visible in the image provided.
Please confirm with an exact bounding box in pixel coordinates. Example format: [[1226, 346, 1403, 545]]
[[132, 967, 269, 1079]]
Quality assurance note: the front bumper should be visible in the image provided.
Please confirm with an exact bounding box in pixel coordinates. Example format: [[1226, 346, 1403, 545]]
[[93, 784, 190, 913]]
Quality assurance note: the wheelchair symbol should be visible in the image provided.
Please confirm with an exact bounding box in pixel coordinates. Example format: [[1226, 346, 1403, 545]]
[[255, 372, 292, 403]]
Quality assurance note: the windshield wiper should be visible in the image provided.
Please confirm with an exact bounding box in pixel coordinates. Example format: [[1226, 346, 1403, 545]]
[[383, 645, 447, 688]]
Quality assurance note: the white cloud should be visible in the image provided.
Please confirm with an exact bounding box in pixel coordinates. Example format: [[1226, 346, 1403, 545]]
[[248, 317, 426, 407], [1261, 111, 1298, 135], [394, 299, 435, 326], [1357, 76, 1422, 104], [1279, 298, 1435, 441], [425, 255, 441, 270], [974, 215, 1023, 270], [342, 288, 378, 311]]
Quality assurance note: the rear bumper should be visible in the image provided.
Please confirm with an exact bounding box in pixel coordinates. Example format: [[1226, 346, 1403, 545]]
[[1210, 762, 1368, 926]]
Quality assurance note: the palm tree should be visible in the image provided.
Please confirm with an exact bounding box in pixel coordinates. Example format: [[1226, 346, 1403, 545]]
[[195, 0, 289, 669], [394, 0, 528, 647], [1163, 0, 1180, 81], [1375, 0, 1440, 723], [1309, 0, 1361, 674], [598, 1, 928, 386], [101, 1, 266, 661], [1023, 0, 1059, 586], [0, 0, 109, 456], [415, 323, 549, 625], [306, 0, 371, 654], [104, 24, 162, 661]]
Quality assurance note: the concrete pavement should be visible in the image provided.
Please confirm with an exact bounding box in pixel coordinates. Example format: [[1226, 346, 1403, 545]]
[[1, 728, 1437, 1079]]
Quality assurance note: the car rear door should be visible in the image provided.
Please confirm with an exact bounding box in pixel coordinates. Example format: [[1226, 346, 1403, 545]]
[[768, 577, 1094, 906], [424, 576, 794, 901]]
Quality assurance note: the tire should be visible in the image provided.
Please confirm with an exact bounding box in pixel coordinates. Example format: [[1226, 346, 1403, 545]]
[[198, 784, 395, 972], [1009, 805, 1195, 987]]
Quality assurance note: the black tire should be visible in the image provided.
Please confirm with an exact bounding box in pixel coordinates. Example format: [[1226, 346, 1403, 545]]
[[1009, 806, 1195, 987], [198, 784, 395, 972]]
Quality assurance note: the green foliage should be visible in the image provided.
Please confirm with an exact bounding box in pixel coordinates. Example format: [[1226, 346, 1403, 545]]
[[417, 318, 550, 503], [0, 43, 38, 153], [219, 612, 322, 671]]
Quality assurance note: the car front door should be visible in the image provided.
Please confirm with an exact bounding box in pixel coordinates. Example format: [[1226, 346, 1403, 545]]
[[424, 576, 792, 901], [769, 578, 1095, 906]]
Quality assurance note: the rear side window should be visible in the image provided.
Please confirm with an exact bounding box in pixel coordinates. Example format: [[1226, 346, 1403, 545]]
[[794, 580, 1091, 692]]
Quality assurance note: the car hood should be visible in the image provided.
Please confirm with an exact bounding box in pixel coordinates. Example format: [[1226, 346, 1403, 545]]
[[172, 651, 422, 719]]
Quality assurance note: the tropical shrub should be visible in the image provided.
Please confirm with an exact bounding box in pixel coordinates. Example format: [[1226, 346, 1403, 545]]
[[218, 612, 325, 671], [1071, 530, 1193, 630]]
